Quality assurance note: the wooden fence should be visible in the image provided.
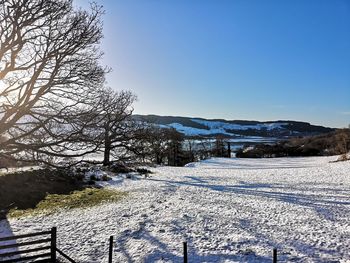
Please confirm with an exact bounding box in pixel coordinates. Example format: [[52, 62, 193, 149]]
[[1, 229, 279, 262], [0, 227, 76, 263]]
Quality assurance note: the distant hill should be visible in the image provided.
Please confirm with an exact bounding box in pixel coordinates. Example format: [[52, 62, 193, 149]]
[[133, 115, 334, 138]]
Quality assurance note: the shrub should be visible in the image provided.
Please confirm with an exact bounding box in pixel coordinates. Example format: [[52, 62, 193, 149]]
[[74, 173, 85, 181], [136, 168, 152, 175], [90, 175, 98, 181], [337, 153, 350, 162], [101, 174, 111, 181], [87, 180, 95, 185], [109, 163, 134, 173]]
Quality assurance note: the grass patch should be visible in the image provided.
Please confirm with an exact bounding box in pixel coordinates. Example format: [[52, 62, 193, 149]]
[[0, 168, 84, 217], [9, 188, 127, 218]]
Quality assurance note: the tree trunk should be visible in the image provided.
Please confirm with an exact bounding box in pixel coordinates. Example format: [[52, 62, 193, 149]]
[[103, 126, 111, 166], [227, 142, 231, 158], [103, 145, 111, 166]]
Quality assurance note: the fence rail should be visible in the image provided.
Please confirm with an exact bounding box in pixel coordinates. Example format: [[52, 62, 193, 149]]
[[56, 248, 76, 263], [0, 227, 76, 263], [0, 230, 51, 242]]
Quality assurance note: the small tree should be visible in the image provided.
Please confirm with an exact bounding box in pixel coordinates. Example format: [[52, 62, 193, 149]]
[[140, 126, 169, 165], [165, 128, 184, 166], [90, 88, 136, 166], [183, 139, 195, 163], [133, 126, 186, 166], [335, 129, 350, 161], [212, 135, 227, 157]]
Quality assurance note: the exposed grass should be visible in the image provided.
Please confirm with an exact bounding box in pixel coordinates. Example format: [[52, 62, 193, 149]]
[[9, 188, 127, 218], [0, 168, 85, 219]]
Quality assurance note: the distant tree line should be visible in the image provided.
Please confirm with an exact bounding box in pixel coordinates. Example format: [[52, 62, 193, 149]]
[[236, 129, 350, 158], [128, 126, 232, 166]]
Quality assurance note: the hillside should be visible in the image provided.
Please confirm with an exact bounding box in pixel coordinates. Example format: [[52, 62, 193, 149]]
[[133, 115, 334, 138]]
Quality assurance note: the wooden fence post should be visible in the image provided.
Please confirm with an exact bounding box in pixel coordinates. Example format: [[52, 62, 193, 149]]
[[51, 227, 57, 262], [183, 242, 188, 263], [227, 142, 231, 158], [272, 248, 277, 263], [109, 236, 113, 263]]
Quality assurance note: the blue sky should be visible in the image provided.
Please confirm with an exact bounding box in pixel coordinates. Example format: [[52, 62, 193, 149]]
[[76, 0, 350, 128]]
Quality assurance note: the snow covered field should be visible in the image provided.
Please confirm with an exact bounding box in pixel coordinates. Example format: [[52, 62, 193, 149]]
[[1, 156, 350, 262]]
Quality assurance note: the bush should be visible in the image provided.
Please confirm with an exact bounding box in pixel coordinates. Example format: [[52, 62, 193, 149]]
[[87, 180, 95, 185], [109, 163, 134, 173], [101, 174, 111, 181], [74, 173, 85, 181], [337, 153, 350, 162], [136, 168, 152, 175], [90, 175, 98, 181]]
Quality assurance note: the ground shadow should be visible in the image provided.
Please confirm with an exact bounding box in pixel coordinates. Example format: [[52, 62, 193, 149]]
[[113, 217, 272, 263], [144, 176, 349, 261], [0, 218, 19, 261], [149, 176, 350, 229], [0, 169, 84, 218]]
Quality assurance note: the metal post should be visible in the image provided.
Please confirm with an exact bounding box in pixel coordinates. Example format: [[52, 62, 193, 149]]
[[51, 227, 57, 262], [183, 242, 188, 263], [273, 248, 277, 263], [109, 236, 113, 263]]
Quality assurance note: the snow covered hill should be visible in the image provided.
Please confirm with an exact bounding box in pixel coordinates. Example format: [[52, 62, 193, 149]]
[[1, 156, 349, 262], [133, 115, 334, 138]]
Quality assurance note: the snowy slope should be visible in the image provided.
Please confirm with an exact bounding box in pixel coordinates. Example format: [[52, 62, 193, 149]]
[[191, 119, 287, 131], [134, 115, 334, 138], [166, 123, 233, 136], [1, 156, 350, 262], [159, 119, 288, 137], [165, 121, 287, 137]]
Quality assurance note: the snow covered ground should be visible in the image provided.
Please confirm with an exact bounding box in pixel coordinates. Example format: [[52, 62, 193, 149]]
[[159, 120, 288, 137], [1, 156, 350, 262]]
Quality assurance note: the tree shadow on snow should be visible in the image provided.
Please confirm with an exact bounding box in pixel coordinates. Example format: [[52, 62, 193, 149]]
[[149, 177, 350, 222], [113, 217, 272, 263], [144, 177, 350, 261], [236, 218, 343, 262], [0, 218, 20, 261]]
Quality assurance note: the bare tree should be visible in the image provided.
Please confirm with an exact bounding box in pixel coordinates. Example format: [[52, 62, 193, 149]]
[[120, 122, 162, 164], [0, 0, 107, 164], [165, 128, 184, 166], [335, 129, 350, 161], [212, 135, 227, 157], [140, 126, 171, 165], [183, 138, 195, 163], [88, 87, 136, 166]]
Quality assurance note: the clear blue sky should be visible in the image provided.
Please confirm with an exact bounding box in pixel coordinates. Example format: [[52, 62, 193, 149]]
[[76, 0, 350, 128]]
